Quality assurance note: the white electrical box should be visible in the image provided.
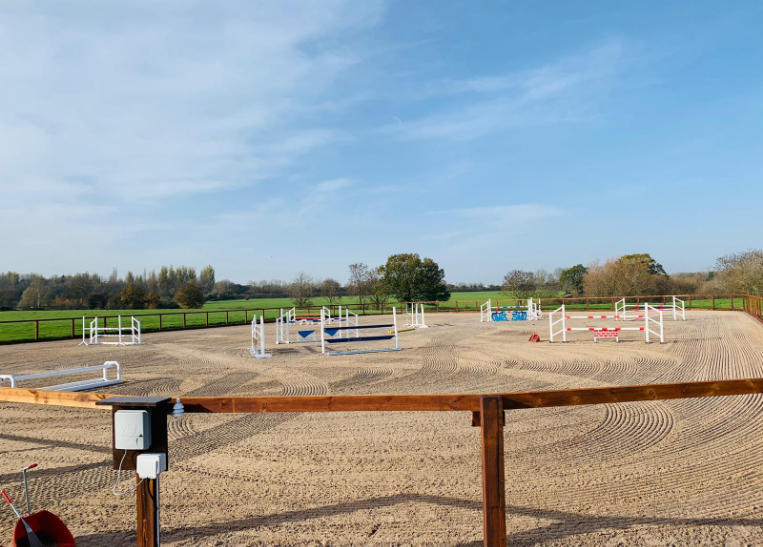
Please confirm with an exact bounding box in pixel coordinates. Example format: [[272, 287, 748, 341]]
[[136, 453, 167, 479], [114, 410, 152, 450]]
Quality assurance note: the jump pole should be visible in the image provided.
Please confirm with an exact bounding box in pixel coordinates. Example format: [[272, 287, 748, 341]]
[[393, 307, 400, 350], [320, 308, 326, 354]]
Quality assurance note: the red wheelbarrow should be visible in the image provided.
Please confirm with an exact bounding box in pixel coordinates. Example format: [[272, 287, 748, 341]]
[[3, 464, 75, 547]]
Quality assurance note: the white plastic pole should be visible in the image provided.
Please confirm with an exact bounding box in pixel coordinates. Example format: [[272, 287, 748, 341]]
[[393, 307, 399, 349], [320, 307, 326, 354], [645, 304, 650, 343], [562, 305, 567, 342], [118, 316, 123, 345], [548, 309, 553, 342], [260, 315, 266, 355]]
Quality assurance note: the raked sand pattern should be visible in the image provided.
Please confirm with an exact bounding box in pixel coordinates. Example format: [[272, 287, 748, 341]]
[[2, 311, 763, 546]]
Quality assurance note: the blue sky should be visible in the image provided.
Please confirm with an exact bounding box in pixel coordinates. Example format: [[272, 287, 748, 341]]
[[2, 0, 761, 284]]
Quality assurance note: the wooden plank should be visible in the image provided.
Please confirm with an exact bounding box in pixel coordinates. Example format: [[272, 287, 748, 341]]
[[178, 394, 483, 413], [480, 396, 506, 547], [499, 378, 763, 410], [176, 378, 763, 414], [0, 387, 113, 409], [3, 379, 763, 414]]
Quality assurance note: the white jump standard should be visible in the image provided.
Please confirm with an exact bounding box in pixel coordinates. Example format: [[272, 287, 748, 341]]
[[277, 307, 358, 345], [0, 361, 123, 391], [248, 315, 272, 358], [78, 316, 143, 346], [321, 307, 401, 356], [616, 296, 686, 322], [275, 308, 296, 344], [405, 303, 428, 329], [549, 304, 664, 344]]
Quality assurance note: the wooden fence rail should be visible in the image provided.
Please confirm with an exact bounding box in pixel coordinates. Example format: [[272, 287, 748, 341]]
[[3, 377, 763, 546], [0, 293, 757, 345]]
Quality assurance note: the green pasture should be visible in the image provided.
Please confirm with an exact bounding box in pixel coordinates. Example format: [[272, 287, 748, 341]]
[[0, 293, 748, 344]]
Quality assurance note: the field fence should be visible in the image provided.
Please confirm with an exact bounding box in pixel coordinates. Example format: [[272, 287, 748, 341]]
[[0, 294, 756, 344]]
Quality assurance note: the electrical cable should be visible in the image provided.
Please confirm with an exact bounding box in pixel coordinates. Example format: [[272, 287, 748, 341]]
[[113, 450, 144, 497]]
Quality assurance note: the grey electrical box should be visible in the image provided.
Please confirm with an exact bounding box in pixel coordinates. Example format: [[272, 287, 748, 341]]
[[114, 410, 152, 450]]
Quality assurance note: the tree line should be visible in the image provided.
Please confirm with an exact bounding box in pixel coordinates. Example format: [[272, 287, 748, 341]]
[[0, 265, 215, 310], [285, 254, 450, 307], [0, 253, 451, 311], [1, 249, 761, 311], [500, 250, 763, 299]]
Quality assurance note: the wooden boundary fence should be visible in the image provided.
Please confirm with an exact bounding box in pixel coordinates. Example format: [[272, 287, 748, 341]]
[[3, 378, 763, 546], [0, 293, 760, 345]]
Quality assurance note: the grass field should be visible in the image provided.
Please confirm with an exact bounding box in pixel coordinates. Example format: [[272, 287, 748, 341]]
[[0, 292, 747, 343]]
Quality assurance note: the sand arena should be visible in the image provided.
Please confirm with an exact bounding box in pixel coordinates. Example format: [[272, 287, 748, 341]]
[[2, 311, 763, 546]]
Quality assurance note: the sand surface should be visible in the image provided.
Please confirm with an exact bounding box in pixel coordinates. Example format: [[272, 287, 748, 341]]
[[2, 311, 763, 546]]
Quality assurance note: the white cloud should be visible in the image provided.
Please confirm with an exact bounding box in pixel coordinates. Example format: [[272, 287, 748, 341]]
[[383, 38, 625, 141], [316, 178, 356, 192], [0, 0, 385, 273], [429, 204, 562, 223]]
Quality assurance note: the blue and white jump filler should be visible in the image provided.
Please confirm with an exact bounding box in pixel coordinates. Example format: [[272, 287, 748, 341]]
[[321, 307, 402, 356]]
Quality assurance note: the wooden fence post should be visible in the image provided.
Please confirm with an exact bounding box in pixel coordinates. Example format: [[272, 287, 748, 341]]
[[137, 478, 160, 547], [159, 315, 163, 331], [731, 296, 734, 310], [183, 314, 187, 328], [225, 311, 229, 325], [712, 296, 716, 310], [71, 318, 75, 338], [480, 395, 506, 547], [206, 312, 209, 327], [35, 320, 39, 340]]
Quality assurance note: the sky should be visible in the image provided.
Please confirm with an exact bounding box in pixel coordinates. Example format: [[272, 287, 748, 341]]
[[2, 0, 762, 285]]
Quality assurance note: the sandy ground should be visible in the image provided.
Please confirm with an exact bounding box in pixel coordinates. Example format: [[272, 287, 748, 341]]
[[2, 311, 763, 546]]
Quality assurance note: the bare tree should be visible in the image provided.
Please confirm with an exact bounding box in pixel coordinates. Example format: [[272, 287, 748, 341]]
[[367, 267, 390, 309], [288, 272, 316, 306], [320, 278, 342, 304], [347, 263, 370, 303], [501, 270, 537, 298], [715, 250, 763, 295]]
